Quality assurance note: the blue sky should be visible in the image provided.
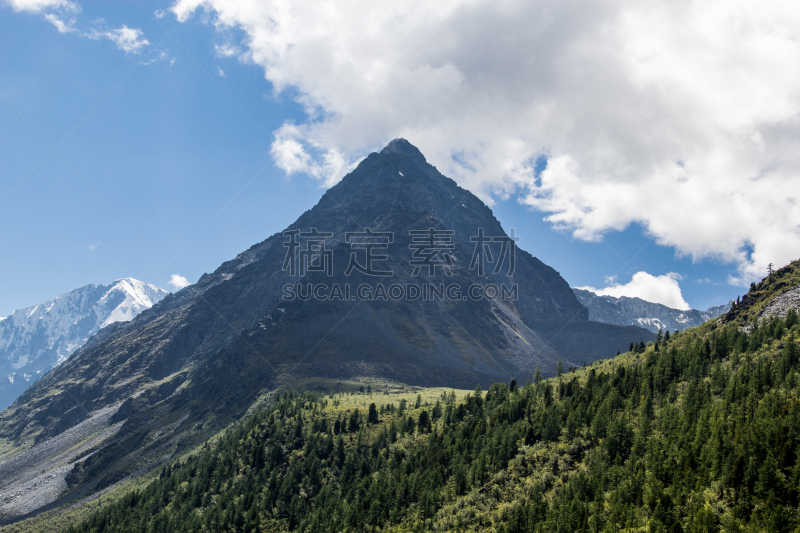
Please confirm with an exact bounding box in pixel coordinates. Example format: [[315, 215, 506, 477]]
[[1, 0, 796, 317]]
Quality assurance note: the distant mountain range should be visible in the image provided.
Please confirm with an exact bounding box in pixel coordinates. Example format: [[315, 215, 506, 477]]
[[0, 279, 168, 410], [572, 288, 732, 333]]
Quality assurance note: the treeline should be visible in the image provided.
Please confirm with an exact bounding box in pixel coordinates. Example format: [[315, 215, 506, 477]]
[[65, 310, 800, 532]]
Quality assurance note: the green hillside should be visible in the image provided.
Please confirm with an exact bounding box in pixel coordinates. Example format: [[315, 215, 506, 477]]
[[6, 265, 800, 533], [51, 304, 800, 531]]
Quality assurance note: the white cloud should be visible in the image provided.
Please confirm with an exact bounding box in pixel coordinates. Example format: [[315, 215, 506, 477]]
[[89, 24, 149, 53], [3, 0, 77, 12], [214, 43, 238, 58], [87, 241, 100, 252], [696, 278, 719, 285], [216, 66, 225, 77], [43, 12, 76, 32], [169, 274, 190, 290], [578, 272, 690, 310], [139, 50, 170, 66], [170, 0, 800, 284], [5, 1, 154, 56], [4, 0, 80, 32]]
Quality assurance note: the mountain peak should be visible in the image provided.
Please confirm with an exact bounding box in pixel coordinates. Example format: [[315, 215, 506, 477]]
[[0, 278, 168, 410], [379, 138, 427, 164], [0, 143, 653, 517]]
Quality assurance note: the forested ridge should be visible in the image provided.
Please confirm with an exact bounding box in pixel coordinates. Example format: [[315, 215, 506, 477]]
[[63, 269, 800, 532]]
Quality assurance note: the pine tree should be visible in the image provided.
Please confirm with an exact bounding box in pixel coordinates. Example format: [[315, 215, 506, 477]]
[[348, 409, 360, 432], [418, 410, 430, 433]]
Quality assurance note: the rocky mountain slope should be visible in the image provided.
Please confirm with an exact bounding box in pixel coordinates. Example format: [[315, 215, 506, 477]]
[[61, 260, 800, 533], [718, 259, 800, 325], [0, 139, 652, 522], [572, 288, 731, 333], [0, 279, 168, 410]]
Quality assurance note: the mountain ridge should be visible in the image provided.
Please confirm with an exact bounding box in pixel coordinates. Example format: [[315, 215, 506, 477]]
[[0, 278, 168, 410], [572, 288, 731, 333]]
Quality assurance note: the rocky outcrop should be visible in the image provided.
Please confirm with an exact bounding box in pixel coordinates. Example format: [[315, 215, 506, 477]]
[[759, 285, 800, 319]]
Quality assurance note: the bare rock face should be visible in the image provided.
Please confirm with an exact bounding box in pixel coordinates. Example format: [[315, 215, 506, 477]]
[[0, 139, 652, 520], [759, 285, 800, 319]]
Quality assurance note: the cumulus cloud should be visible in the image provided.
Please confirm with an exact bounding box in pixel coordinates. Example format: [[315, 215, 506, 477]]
[[578, 272, 690, 310], [169, 274, 190, 290], [88, 25, 149, 53], [171, 0, 800, 284]]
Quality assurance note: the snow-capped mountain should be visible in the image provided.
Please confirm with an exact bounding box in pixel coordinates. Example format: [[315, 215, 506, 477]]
[[573, 288, 732, 334], [0, 278, 168, 410]]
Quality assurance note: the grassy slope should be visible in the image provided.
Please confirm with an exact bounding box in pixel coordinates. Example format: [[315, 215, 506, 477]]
[[0, 381, 470, 533]]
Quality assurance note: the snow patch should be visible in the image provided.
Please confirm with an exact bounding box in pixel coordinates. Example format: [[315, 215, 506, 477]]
[[636, 317, 667, 330]]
